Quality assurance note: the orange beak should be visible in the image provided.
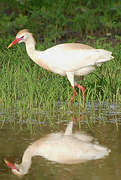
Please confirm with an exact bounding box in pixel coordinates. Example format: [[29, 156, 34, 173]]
[[8, 36, 24, 48], [8, 38, 20, 48], [4, 159, 19, 171]]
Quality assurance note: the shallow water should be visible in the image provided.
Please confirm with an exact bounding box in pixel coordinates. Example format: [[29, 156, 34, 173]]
[[0, 102, 121, 180]]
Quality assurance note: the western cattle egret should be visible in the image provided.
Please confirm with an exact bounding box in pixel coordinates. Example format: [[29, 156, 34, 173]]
[[8, 29, 114, 101]]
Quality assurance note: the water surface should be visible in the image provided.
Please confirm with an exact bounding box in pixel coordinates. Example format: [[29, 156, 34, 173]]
[[0, 102, 121, 180]]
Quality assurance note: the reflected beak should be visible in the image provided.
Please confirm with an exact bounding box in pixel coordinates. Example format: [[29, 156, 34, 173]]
[[4, 159, 19, 171], [8, 38, 20, 48]]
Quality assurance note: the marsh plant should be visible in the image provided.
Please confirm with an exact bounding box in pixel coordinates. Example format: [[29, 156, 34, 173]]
[[0, 0, 121, 109]]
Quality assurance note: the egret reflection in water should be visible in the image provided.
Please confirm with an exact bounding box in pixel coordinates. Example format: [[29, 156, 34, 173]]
[[5, 121, 110, 177]]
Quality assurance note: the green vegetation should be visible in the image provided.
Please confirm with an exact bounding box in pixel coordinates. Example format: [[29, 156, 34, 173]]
[[0, 39, 120, 107], [0, 0, 121, 40], [0, 0, 121, 110]]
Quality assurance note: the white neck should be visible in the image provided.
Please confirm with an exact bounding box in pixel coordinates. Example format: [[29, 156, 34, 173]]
[[18, 146, 34, 175], [24, 36, 51, 71], [25, 36, 37, 59], [24, 35, 43, 65]]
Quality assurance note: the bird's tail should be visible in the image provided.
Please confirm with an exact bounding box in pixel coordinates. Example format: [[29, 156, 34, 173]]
[[95, 49, 114, 64]]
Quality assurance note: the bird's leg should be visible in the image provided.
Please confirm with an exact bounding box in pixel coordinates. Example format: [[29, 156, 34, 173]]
[[70, 86, 77, 102], [75, 84, 86, 101]]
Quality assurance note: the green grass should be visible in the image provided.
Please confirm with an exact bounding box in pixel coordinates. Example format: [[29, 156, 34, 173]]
[[0, 38, 121, 112], [0, 0, 121, 130], [0, 37, 121, 106]]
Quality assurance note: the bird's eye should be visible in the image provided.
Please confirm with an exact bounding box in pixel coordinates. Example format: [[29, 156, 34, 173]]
[[21, 36, 24, 39]]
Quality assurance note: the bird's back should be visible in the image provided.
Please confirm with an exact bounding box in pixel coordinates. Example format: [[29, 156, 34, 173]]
[[39, 43, 113, 74], [47, 43, 94, 51]]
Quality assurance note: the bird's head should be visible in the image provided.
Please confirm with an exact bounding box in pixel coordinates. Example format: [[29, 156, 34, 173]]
[[8, 29, 32, 48], [4, 159, 24, 177]]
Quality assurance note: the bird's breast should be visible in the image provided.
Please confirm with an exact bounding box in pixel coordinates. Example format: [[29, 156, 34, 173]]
[[35, 59, 51, 71]]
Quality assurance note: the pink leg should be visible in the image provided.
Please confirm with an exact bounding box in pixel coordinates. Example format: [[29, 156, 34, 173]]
[[70, 85, 86, 102], [75, 84, 86, 100], [70, 86, 76, 102]]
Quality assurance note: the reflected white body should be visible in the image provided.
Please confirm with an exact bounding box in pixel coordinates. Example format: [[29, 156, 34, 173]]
[[11, 121, 110, 176]]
